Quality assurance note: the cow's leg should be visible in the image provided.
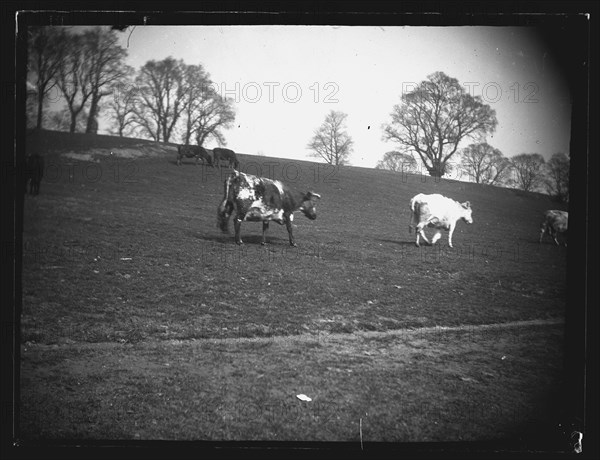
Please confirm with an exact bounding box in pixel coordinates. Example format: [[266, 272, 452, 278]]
[[553, 233, 560, 246], [285, 215, 296, 247], [447, 224, 455, 248], [540, 222, 553, 244], [431, 231, 442, 245], [217, 201, 233, 232], [177, 156, 181, 166], [408, 211, 416, 234], [234, 217, 243, 245], [416, 223, 430, 247], [261, 221, 269, 245]]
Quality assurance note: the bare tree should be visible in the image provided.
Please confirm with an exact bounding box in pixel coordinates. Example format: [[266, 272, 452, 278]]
[[56, 32, 94, 133], [376, 151, 418, 173], [544, 152, 570, 202], [510, 153, 546, 192], [27, 27, 66, 129], [26, 81, 38, 129], [81, 27, 128, 134], [194, 95, 236, 147], [307, 110, 353, 166], [180, 64, 211, 145], [107, 73, 138, 137], [460, 143, 512, 185], [383, 72, 498, 178], [175, 64, 235, 148], [132, 57, 188, 142]]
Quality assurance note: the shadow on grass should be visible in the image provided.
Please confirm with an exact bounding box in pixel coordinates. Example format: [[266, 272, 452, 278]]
[[192, 232, 289, 246], [375, 238, 419, 247]]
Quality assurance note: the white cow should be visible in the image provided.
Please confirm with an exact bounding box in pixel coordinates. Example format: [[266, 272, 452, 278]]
[[408, 193, 473, 248], [539, 210, 568, 246]]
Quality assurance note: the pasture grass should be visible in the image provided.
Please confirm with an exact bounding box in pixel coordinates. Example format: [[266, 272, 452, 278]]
[[20, 130, 569, 443], [22, 132, 567, 344], [20, 322, 565, 444]]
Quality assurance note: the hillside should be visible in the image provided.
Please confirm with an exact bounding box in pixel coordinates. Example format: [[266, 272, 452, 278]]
[[22, 129, 567, 343], [20, 129, 569, 442]]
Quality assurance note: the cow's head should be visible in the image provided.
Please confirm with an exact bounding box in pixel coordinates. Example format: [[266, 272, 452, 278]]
[[461, 201, 473, 224], [299, 192, 321, 220]]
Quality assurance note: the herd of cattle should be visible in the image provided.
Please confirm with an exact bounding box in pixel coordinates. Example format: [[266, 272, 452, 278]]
[[214, 168, 568, 248], [177, 145, 239, 169], [22, 144, 568, 248]]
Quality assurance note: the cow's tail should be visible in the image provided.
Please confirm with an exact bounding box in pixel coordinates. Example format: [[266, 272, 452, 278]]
[[408, 196, 419, 234], [217, 173, 236, 232]]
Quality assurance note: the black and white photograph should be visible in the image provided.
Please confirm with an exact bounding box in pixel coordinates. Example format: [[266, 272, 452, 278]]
[[6, 4, 596, 456]]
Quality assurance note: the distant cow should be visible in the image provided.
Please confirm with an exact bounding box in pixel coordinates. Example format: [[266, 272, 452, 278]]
[[24, 153, 44, 195], [212, 147, 239, 169], [539, 210, 568, 246], [409, 193, 473, 248], [217, 170, 321, 246], [176, 144, 212, 166]]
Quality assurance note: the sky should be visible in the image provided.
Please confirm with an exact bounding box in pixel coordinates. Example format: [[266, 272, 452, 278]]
[[99, 25, 572, 168]]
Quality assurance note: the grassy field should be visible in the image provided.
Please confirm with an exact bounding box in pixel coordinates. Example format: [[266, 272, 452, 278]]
[[20, 130, 569, 446]]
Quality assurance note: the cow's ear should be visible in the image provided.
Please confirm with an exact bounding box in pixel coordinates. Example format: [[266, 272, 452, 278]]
[[307, 191, 321, 200], [462, 201, 471, 208]]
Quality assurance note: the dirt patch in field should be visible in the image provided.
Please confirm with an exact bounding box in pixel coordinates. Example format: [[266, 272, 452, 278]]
[[61, 144, 175, 162]]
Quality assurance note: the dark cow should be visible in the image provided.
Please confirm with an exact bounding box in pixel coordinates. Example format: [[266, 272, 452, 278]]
[[176, 144, 212, 166], [212, 147, 239, 169], [217, 170, 321, 246], [24, 153, 44, 195], [539, 210, 568, 246]]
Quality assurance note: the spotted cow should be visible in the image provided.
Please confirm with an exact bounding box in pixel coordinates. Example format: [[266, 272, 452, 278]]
[[539, 210, 568, 246], [176, 144, 212, 166], [408, 193, 473, 248], [212, 147, 239, 169], [217, 170, 321, 246]]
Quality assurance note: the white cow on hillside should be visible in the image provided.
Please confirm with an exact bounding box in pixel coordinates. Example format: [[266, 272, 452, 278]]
[[408, 193, 473, 248]]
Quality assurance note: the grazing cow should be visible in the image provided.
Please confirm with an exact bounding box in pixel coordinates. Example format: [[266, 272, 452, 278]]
[[176, 144, 212, 166], [24, 153, 44, 195], [539, 210, 568, 246], [217, 170, 321, 246], [212, 147, 239, 169], [408, 193, 473, 248]]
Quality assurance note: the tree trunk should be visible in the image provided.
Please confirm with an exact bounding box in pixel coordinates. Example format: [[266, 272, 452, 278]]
[[69, 113, 77, 133], [36, 91, 44, 129], [427, 160, 445, 178], [86, 96, 100, 134]]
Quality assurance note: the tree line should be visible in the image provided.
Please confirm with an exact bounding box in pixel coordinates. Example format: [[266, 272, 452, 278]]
[[308, 72, 568, 203], [27, 29, 567, 202], [27, 26, 235, 147]]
